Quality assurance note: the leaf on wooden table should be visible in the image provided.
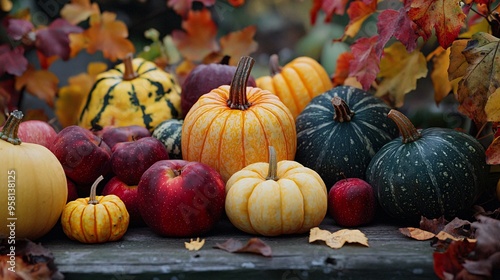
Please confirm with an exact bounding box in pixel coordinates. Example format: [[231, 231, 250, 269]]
[[185, 238, 205, 251], [0, 45, 28, 76], [420, 216, 447, 234], [219, 25, 258, 66], [343, 0, 377, 40], [442, 217, 473, 239], [214, 238, 272, 257], [60, 0, 100, 25], [433, 239, 476, 279], [171, 9, 219, 62], [348, 35, 381, 91], [309, 227, 369, 249], [15, 65, 59, 107], [408, 0, 466, 49], [375, 42, 428, 107], [399, 227, 435, 241], [310, 0, 349, 24]]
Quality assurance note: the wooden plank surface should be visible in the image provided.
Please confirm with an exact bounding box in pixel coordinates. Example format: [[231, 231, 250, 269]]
[[40, 216, 436, 280]]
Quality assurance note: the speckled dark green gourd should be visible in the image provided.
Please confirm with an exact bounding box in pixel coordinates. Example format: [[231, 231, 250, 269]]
[[295, 86, 399, 189], [366, 110, 488, 222], [152, 119, 183, 159]]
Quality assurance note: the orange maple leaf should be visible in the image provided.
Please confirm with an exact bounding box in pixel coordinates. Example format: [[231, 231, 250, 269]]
[[15, 65, 59, 107], [332, 51, 354, 87], [83, 12, 135, 62], [167, 0, 215, 17], [408, 0, 466, 49], [343, 0, 377, 39], [60, 0, 100, 25], [219, 25, 258, 66], [172, 9, 219, 62]]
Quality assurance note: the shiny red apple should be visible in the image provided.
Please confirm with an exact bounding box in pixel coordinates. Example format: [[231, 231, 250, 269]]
[[50, 125, 112, 186], [111, 137, 169, 185], [102, 125, 151, 148], [138, 160, 226, 237], [66, 177, 79, 203], [0, 120, 57, 149], [328, 178, 376, 227], [102, 176, 143, 226]]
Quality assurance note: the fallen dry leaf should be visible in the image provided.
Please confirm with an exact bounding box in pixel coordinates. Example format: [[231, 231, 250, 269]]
[[214, 238, 272, 257], [185, 238, 205, 251], [309, 227, 369, 249], [399, 227, 435, 241], [420, 216, 447, 234]]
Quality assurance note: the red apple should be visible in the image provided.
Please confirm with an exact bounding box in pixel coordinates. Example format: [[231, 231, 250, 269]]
[[66, 177, 79, 203], [138, 160, 226, 237], [111, 137, 169, 185], [50, 125, 112, 186], [102, 125, 151, 148], [328, 178, 376, 227], [102, 176, 143, 226], [0, 120, 57, 149]]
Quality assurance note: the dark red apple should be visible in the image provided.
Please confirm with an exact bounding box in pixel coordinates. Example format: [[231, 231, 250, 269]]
[[102, 176, 143, 226], [181, 59, 257, 118], [50, 125, 112, 186], [111, 137, 169, 185], [66, 177, 79, 203], [138, 160, 226, 237], [328, 178, 376, 227], [0, 120, 57, 148], [102, 125, 151, 148]]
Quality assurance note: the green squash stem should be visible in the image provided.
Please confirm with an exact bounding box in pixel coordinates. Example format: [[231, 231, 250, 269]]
[[88, 175, 105, 205], [269, 54, 282, 76], [0, 110, 23, 145], [122, 53, 139, 81], [266, 146, 279, 181], [332, 96, 354, 122], [387, 109, 421, 143], [228, 56, 254, 110]]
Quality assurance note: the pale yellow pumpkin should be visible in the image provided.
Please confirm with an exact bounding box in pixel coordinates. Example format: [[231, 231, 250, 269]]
[[225, 146, 328, 236], [0, 111, 67, 240]]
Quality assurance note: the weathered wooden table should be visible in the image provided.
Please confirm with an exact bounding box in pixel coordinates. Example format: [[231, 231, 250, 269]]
[[40, 216, 436, 280]]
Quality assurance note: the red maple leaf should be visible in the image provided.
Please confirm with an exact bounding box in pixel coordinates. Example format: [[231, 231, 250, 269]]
[[376, 1, 419, 53], [35, 18, 83, 61], [343, 0, 377, 39], [348, 35, 380, 90], [332, 51, 354, 86], [408, 0, 466, 49], [433, 239, 477, 279], [0, 44, 28, 76], [310, 0, 349, 24]]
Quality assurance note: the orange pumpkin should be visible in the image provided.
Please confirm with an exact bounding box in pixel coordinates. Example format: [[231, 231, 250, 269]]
[[181, 56, 296, 182], [256, 54, 332, 120]]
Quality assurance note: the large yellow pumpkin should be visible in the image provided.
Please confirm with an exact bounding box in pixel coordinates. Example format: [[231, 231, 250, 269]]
[[0, 111, 67, 240], [225, 146, 328, 236], [181, 56, 296, 182], [78, 54, 181, 131], [256, 54, 332, 120]]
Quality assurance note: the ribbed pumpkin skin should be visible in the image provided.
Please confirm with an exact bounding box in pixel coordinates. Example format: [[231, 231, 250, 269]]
[[256, 56, 332, 119], [295, 86, 399, 188], [182, 85, 296, 182], [366, 127, 488, 221], [225, 160, 327, 236], [152, 119, 183, 159], [79, 58, 181, 131]]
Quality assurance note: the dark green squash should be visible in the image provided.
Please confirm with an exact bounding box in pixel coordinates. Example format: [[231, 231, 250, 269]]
[[295, 86, 399, 188], [366, 109, 488, 222], [152, 119, 183, 159]]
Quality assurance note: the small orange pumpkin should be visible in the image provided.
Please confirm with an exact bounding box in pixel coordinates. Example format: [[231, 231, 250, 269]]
[[61, 175, 129, 243], [256, 54, 332, 120]]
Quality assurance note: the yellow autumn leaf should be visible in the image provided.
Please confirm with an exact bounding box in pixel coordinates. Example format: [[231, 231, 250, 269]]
[[460, 17, 490, 39], [486, 87, 500, 122], [399, 227, 435, 241], [375, 42, 428, 107], [1, 0, 12, 12], [309, 227, 369, 249], [60, 0, 100, 25], [185, 238, 205, 251], [427, 47, 457, 104]]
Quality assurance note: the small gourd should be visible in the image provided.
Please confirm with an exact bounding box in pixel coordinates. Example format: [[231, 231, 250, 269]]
[[79, 54, 181, 131], [366, 110, 489, 222], [0, 111, 67, 240], [225, 146, 328, 236], [152, 119, 183, 159], [61, 175, 130, 243]]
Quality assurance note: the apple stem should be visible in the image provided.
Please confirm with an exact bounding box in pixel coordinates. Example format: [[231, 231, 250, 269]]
[[219, 55, 231, 65], [122, 53, 139, 81], [387, 109, 421, 144], [227, 56, 254, 110], [266, 146, 279, 181], [269, 54, 282, 76], [88, 175, 105, 205], [0, 110, 23, 145], [173, 169, 181, 177], [332, 96, 354, 122]]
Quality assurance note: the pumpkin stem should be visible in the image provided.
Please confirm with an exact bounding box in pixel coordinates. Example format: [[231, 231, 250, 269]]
[[387, 109, 421, 143], [227, 56, 254, 110], [219, 55, 231, 65], [0, 110, 23, 145], [332, 96, 354, 122], [88, 175, 105, 205], [269, 54, 282, 76], [122, 53, 138, 81], [266, 146, 279, 181]]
